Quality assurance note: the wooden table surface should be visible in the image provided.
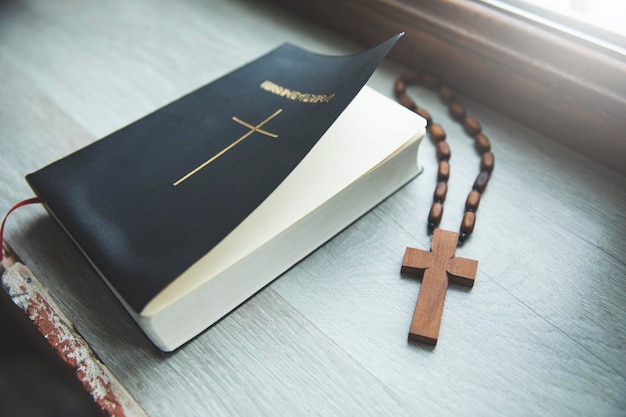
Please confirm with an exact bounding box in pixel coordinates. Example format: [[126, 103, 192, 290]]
[[1, 1, 625, 416]]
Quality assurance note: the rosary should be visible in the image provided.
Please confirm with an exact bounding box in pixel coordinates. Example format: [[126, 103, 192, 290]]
[[394, 71, 494, 346]]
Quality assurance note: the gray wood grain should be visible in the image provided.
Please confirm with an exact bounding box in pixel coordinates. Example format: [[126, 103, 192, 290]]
[[1, 0, 625, 416]]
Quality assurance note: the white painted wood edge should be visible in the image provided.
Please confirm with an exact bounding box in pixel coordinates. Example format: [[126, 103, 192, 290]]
[[1, 262, 148, 417]]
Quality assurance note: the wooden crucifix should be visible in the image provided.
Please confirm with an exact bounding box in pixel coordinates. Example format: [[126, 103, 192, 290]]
[[401, 229, 478, 346]]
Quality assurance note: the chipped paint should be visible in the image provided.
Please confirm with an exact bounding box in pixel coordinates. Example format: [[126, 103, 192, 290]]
[[2, 262, 147, 417]]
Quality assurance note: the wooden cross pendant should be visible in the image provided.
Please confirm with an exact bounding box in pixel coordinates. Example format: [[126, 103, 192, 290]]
[[401, 229, 478, 346]]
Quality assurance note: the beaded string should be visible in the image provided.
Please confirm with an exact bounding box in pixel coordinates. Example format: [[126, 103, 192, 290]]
[[394, 71, 494, 243]]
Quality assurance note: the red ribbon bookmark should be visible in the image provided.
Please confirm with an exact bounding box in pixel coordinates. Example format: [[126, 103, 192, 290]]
[[1, 197, 43, 262]]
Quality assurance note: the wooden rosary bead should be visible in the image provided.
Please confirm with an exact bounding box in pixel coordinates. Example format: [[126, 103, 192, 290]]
[[460, 211, 476, 240], [429, 123, 446, 142], [428, 202, 443, 229], [394, 73, 494, 243], [434, 182, 448, 203], [437, 160, 450, 181], [415, 107, 432, 127], [473, 171, 490, 192], [465, 190, 481, 212], [438, 85, 455, 104], [398, 94, 416, 110], [480, 152, 495, 172], [474, 133, 491, 153], [463, 116, 482, 136], [401, 70, 420, 84], [394, 79, 406, 98], [449, 101, 466, 121], [436, 141, 451, 161], [421, 73, 439, 90]]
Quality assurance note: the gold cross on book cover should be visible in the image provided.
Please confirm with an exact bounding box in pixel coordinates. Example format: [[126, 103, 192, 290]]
[[174, 109, 283, 186]]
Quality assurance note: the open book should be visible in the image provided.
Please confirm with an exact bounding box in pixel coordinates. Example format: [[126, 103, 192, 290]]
[[26, 37, 426, 351]]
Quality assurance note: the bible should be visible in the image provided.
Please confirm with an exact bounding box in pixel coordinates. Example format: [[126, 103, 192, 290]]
[[25, 36, 426, 351]]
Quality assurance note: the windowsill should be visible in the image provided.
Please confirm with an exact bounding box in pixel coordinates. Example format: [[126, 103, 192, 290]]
[[274, 0, 626, 174], [1, 1, 625, 416]]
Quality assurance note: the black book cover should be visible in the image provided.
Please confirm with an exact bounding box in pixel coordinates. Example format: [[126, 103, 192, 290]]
[[26, 35, 401, 312]]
